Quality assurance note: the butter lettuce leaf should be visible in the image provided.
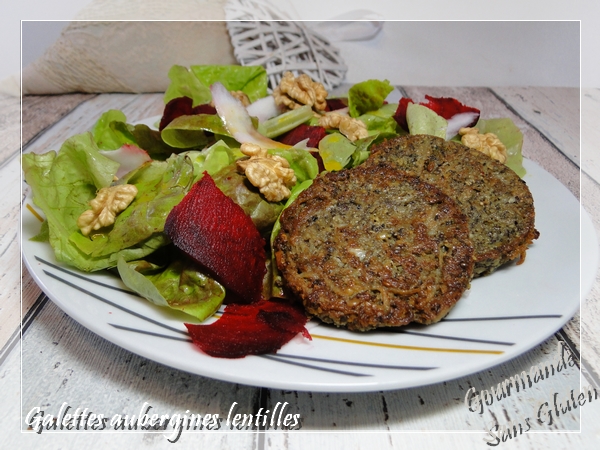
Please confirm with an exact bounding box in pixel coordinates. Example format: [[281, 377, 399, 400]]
[[475, 118, 526, 177], [406, 103, 447, 138], [164, 64, 268, 106], [117, 252, 225, 321], [23, 135, 197, 272], [268, 147, 319, 183], [22, 133, 121, 271], [348, 79, 394, 118]]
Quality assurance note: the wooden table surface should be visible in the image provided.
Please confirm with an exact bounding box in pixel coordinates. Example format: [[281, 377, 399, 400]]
[[2, 86, 600, 449]]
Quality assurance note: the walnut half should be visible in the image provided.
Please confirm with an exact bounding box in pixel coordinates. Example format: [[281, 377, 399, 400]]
[[236, 143, 297, 202], [77, 184, 138, 236], [273, 71, 328, 113], [319, 112, 369, 142], [459, 127, 508, 163]]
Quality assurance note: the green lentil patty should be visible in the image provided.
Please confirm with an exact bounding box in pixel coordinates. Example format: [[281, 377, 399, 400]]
[[274, 164, 474, 331], [364, 134, 538, 277]]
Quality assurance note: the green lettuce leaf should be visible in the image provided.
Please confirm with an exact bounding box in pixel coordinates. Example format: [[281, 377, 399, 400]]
[[23, 134, 200, 272], [348, 79, 394, 118], [73, 153, 195, 260], [22, 133, 121, 271], [92, 110, 136, 150], [117, 253, 225, 321], [318, 133, 358, 171], [257, 105, 313, 138], [211, 164, 285, 231], [475, 118, 526, 177], [268, 147, 319, 183], [164, 64, 268, 106], [358, 103, 401, 137], [406, 103, 447, 138]]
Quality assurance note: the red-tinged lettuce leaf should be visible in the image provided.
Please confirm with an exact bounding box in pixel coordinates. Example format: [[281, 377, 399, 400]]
[[421, 95, 480, 123], [185, 298, 310, 358], [159, 96, 217, 131], [393, 97, 413, 132], [164, 173, 267, 304], [278, 124, 327, 148]]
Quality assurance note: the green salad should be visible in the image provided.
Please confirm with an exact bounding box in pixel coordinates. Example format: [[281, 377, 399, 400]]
[[23, 64, 526, 322]]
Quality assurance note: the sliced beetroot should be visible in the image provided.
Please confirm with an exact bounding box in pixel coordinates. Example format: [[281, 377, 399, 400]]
[[185, 298, 310, 358], [421, 95, 480, 123], [159, 96, 217, 131], [164, 173, 266, 304], [326, 97, 348, 111], [393, 97, 413, 131], [278, 124, 327, 148]]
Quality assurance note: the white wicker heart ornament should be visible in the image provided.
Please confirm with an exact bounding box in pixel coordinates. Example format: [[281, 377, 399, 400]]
[[225, 0, 348, 91]]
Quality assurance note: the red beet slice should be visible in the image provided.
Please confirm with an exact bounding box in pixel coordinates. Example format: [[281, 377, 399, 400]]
[[326, 97, 348, 111], [164, 173, 266, 304], [159, 96, 217, 131], [393, 97, 413, 131], [278, 123, 328, 148], [185, 299, 310, 358], [421, 95, 480, 123]]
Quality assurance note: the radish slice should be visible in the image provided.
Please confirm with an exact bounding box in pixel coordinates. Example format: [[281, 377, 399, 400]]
[[99, 144, 151, 179], [446, 111, 481, 140], [210, 82, 290, 149]]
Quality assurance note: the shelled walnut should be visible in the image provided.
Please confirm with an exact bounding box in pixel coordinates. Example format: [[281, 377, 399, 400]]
[[273, 71, 328, 113], [319, 112, 369, 142], [459, 127, 507, 163], [236, 143, 297, 202], [77, 184, 137, 236]]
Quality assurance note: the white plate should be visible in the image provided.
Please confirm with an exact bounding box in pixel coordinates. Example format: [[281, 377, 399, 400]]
[[22, 157, 597, 393]]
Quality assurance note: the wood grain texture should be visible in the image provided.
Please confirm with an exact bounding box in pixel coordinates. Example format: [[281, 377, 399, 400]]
[[491, 87, 580, 166], [22, 94, 96, 145], [582, 88, 600, 184]]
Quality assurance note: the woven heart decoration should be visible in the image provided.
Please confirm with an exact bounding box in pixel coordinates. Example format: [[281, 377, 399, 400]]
[[224, 0, 347, 91]]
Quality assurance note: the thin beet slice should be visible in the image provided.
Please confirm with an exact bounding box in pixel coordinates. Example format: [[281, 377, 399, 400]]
[[393, 97, 413, 131], [326, 97, 348, 111], [278, 124, 328, 148], [185, 299, 310, 358], [420, 95, 480, 124], [164, 173, 266, 304]]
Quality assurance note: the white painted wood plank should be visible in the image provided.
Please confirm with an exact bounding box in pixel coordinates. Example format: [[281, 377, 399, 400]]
[[23, 93, 164, 156], [582, 88, 600, 184], [492, 87, 580, 167]]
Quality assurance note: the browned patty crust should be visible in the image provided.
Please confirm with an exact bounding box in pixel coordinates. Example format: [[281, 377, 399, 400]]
[[274, 165, 474, 331], [364, 135, 538, 276]]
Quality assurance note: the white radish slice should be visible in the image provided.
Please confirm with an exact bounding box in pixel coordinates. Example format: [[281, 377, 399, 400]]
[[99, 144, 151, 179], [445, 111, 480, 140], [246, 95, 282, 123], [210, 82, 290, 149]]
